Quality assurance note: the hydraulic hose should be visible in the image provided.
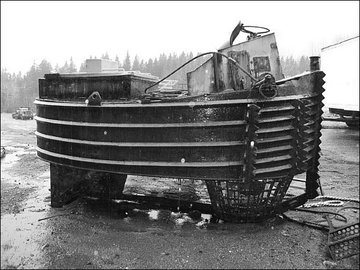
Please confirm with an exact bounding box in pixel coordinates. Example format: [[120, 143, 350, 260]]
[[144, 51, 258, 93]]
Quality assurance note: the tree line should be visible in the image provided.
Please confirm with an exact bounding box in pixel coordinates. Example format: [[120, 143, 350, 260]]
[[1, 51, 310, 113]]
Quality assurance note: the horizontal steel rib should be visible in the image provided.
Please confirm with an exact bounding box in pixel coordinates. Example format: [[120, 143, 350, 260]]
[[36, 147, 244, 167], [35, 131, 245, 147], [34, 94, 316, 108], [35, 116, 246, 128], [254, 164, 292, 174]]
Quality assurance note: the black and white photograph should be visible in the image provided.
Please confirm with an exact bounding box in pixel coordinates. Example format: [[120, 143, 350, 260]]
[[1, 1, 359, 269]]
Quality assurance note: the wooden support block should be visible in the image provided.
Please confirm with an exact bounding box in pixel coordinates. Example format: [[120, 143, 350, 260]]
[[82, 171, 127, 200], [50, 163, 86, 208], [50, 163, 127, 207]]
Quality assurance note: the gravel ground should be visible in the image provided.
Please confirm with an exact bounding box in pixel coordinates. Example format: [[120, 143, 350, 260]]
[[1, 112, 359, 269]]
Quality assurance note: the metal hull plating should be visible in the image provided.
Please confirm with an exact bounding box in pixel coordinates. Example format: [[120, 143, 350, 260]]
[[35, 71, 325, 184]]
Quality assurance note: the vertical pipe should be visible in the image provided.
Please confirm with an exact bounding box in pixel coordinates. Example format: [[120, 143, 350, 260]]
[[213, 53, 220, 92], [310, 56, 320, 71]]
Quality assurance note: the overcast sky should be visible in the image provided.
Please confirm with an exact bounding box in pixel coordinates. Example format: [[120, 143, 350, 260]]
[[1, 1, 359, 74]]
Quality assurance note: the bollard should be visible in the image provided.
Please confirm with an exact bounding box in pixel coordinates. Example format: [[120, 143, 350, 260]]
[[310, 56, 320, 71]]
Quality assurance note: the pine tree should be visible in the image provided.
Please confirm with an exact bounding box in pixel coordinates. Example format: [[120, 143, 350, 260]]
[[158, 53, 167, 78], [54, 64, 60, 73], [146, 59, 153, 74], [153, 58, 159, 77], [38, 60, 53, 74], [79, 62, 86, 72], [1, 69, 13, 112], [115, 55, 120, 65], [24, 63, 40, 105], [68, 57, 77, 73], [139, 60, 145, 72], [58, 61, 69, 73], [123, 51, 131, 71], [298, 56, 310, 73], [166, 53, 174, 79], [132, 55, 141, 71], [102, 52, 110, 60]]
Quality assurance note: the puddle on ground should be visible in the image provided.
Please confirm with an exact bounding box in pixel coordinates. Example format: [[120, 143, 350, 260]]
[[0, 146, 257, 269], [1, 167, 224, 268], [1, 156, 52, 269], [1, 151, 21, 170], [1, 147, 37, 171], [78, 195, 221, 234], [1, 142, 218, 266], [1, 192, 51, 269], [1, 212, 48, 269]]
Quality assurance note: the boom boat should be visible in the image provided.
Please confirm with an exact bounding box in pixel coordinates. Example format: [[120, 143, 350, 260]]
[[35, 22, 325, 222]]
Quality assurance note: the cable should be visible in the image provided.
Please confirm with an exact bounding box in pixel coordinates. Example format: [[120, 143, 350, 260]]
[[293, 208, 348, 222], [144, 51, 258, 93], [335, 206, 360, 221], [282, 213, 329, 231], [144, 52, 213, 93], [283, 208, 349, 231], [286, 195, 359, 229]]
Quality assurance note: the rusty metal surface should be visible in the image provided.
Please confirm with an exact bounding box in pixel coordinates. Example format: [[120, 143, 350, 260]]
[[35, 21, 326, 222], [39, 73, 158, 100], [35, 71, 324, 185], [188, 33, 284, 95], [35, 71, 325, 221]]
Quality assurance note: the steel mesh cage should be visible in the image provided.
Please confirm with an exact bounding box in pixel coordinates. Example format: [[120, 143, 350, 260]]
[[206, 176, 293, 222]]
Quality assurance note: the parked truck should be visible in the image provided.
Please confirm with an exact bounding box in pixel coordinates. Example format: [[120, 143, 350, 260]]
[[12, 107, 34, 120], [321, 36, 359, 128]]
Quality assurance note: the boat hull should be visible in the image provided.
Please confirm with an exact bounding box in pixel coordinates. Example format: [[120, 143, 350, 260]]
[[35, 71, 324, 180], [35, 71, 325, 222]]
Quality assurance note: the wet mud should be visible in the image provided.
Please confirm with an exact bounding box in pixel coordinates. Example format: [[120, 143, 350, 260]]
[[1, 113, 359, 269]]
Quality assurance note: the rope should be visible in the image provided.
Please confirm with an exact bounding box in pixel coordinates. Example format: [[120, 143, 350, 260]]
[[299, 195, 359, 208], [316, 195, 360, 203], [299, 200, 344, 208]]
